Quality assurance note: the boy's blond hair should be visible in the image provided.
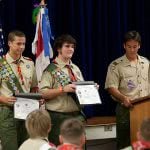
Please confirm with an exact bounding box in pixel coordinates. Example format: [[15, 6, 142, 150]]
[[25, 109, 51, 138]]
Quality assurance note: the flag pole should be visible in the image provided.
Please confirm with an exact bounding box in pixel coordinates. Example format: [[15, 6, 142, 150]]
[[32, 0, 53, 82]]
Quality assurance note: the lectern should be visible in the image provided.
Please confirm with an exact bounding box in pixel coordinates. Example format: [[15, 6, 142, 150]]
[[130, 95, 150, 142]]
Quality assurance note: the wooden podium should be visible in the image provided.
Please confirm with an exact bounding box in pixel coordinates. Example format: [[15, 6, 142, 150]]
[[130, 95, 150, 142]]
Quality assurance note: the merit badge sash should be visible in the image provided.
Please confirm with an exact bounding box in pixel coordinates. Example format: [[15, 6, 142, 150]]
[[0, 57, 24, 93], [46, 63, 85, 115], [47, 63, 71, 87]]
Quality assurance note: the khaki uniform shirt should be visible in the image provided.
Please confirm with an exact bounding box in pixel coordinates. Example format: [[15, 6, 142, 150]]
[[0, 53, 37, 97], [105, 55, 150, 100], [40, 57, 84, 112], [19, 138, 54, 150]]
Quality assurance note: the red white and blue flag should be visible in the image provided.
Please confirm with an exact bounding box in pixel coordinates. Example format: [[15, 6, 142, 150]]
[[32, 7, 53, 82]]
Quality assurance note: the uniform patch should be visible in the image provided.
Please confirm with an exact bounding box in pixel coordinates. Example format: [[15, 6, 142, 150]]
[[23, 56, 33, 61], [26, 64, 30, 69], [112, 62, 118, 66], [127, 80, 136, 90]]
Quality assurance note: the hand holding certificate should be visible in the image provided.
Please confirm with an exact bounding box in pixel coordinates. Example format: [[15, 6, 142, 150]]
[[73, 81, 102, 105]]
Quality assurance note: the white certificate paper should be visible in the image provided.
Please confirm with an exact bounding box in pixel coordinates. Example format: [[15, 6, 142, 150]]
[[75, 84, 102, 105], [14, 98, 39, 120]]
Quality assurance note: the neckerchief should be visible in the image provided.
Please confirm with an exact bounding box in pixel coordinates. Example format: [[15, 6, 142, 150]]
[[132, 140, 150, 150], [57, 144, 82, 150]]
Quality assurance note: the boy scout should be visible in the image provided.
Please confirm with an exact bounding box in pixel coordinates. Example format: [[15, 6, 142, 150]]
[[105, 30, 150, 149], [57, 118, 85, 150], [122, 118, 150, 150], [40, 34, 85, 146], [0, 30, 38, 150]]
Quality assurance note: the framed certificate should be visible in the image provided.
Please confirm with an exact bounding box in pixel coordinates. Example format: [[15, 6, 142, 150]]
[[73, 81, 102, 105], [14, 97, 39, 120]]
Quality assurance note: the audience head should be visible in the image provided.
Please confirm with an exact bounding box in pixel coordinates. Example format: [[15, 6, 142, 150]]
[[25, 109, 51, 139], [137, 118, 150, 142], [59, 118, 85, 146]]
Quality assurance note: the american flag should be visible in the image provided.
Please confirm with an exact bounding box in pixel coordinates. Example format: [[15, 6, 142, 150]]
[[0, 21, 4, 57]]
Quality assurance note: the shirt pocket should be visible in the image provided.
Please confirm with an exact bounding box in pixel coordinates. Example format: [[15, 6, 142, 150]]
[[140, 71, 148, 81], [121, 74, 137, 91], [22, 69, 33, 86]]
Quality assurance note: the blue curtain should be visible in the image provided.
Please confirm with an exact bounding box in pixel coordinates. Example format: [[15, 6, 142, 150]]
[[1, 0, 150, 118]]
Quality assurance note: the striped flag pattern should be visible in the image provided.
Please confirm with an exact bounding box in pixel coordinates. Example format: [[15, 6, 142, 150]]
[[32, 7, 53, 82]]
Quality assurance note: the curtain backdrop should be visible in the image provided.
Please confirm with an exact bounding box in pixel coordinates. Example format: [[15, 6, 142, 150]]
[[1, 0, 150, 117]]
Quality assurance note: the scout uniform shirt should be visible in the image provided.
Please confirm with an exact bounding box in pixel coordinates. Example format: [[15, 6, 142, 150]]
[[105, 55, 150, 100], [0, 53, 37, 97], [19, 138, 56, 150], [40, 57, 84, 112]]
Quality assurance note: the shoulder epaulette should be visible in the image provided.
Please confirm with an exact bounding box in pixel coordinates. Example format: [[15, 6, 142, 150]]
[[110, 58, 123, 71], [139, 56, 150, 64], [46, 63, 57, 72], [23, 56, 33, 61], [112, 59, 123, 66], [112, 61, 119, 66], [140, 56, 149, 61]]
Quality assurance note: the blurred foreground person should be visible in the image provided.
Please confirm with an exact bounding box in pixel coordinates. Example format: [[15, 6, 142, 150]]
[[19, 109, 56, 150], [57, 118, 85, 150]]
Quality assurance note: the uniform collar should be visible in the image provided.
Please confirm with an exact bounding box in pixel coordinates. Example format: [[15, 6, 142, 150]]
[[6, 53, 24, 64], [58, 143, 82, 150], [55, 57, 73, 69], [122, 54, 144, 67]]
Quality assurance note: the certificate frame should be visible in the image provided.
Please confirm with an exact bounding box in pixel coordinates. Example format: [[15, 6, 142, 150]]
[[14, 97, 40, 120], [73, 81, 102, 105]]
